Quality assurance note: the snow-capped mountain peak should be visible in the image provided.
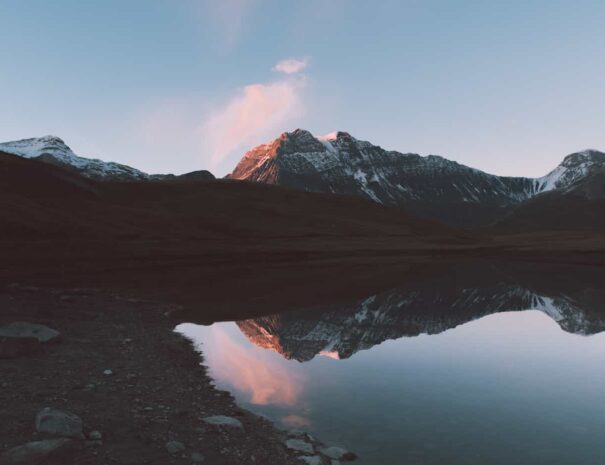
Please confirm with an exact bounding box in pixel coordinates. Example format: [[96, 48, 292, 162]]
[[536, 149, 605, 192], [0, 135, 150, 181], [0, 135, 72, 160]]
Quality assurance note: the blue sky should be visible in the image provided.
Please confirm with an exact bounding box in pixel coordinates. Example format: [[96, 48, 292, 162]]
[[1, 0, 604, 176]]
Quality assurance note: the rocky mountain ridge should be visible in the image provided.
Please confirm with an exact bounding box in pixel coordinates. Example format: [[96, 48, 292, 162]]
[[229, 129, 605, 226]]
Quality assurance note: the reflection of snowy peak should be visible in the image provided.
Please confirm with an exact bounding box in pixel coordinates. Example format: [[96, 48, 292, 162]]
[[237, 285, 605, 362], [0, 136, 149, 181], [229, 129, 605, 225]]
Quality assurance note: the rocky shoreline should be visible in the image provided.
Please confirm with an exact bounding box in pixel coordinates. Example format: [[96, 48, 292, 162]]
[[0, 285, 354, 465]]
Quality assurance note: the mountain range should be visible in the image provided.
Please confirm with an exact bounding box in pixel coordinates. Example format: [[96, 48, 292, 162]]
[[1, 132, 603, 231], [228, 129, 605, 227]]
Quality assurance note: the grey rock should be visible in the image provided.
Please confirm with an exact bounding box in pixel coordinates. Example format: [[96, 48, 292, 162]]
[[191, 452, 205, 463], [165, 441, 185, 455], [35, 408, 83, 439], [103, 369, 113, 376], [0, 322, 61, 359], [299, 456, 322, 465], [319, 446, 350, 460], [202, 415, 243, 428], [88, 431, 102, 440], [0, 322, 60, 342], [285, 439, 314, 454], [0, 438, 73, 465]]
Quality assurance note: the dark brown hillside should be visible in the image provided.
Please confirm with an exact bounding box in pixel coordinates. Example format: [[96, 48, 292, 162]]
[[1, 152, 476, 296], [0, 150, 465, 242]]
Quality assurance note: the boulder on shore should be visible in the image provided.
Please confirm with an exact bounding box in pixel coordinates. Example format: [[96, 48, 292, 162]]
[[0, 322, 61, 343], [0, 322, 61, 359], [0, 438, 73, 465], [35, 408, 84, 439]]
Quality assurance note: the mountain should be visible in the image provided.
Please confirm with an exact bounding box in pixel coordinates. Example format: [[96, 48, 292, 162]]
[[535, 150, 605, 192], [0, 135, 215, 182], [494, 162, 605, 232], [0, 135, 151, 181], [228, 129, 604, 226]]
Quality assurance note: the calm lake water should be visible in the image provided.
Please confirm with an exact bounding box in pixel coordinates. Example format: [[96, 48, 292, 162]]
[[177, 281, 605, 465]]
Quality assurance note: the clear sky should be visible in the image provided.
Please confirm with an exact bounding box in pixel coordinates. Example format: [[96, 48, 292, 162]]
[[1, 0, 604, 177]]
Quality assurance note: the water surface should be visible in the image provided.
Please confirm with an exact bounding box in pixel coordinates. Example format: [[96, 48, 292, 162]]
[[177, 276, 605, 465]]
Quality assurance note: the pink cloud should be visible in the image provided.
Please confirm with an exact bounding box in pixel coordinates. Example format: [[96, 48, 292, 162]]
[[273, 58, 309, 75], [200, 77, 306, 166]]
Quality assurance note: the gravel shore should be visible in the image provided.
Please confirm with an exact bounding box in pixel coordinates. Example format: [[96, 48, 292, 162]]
[[0, 285, 316, 465]]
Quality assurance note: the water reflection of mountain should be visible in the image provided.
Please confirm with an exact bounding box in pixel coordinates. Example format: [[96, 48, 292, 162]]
[[237, 264, 605, 362]]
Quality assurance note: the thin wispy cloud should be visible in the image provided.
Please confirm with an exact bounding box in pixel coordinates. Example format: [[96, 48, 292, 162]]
[[273, 57, 309, 75], [203, 0, 253, 49]]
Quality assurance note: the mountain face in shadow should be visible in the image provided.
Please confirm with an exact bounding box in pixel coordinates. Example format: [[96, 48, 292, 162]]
[[236, 263, 605, 362]]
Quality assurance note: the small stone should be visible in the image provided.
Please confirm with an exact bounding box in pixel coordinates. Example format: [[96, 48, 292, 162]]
[[103, 369, 113, 376], [299, 456, 322, 465], [165, 441, 185, 455], [285, 439, 314, 454], [320, 446, 356, 461], [191, 451, 205, 463], [0, 438, 73, 464], [202, 415, 243, 428], [88, 430, 102, 440], [35, 408, 84, 439]]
